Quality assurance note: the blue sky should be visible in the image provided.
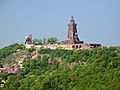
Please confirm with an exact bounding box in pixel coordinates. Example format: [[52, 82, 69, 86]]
[[0, 0, 120, 48]]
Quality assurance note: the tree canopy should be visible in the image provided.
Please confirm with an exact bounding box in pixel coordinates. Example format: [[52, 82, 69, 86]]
[[0, 44, 120, 90], [32, 37, 58, 45]]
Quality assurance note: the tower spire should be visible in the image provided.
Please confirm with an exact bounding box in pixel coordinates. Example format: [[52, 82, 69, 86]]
[[71, 16, 74, 19], [70, 16, 75, 22], [66, 16, 83, 44]]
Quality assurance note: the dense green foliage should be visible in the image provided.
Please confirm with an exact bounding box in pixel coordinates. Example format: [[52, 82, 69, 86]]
[[0, 43, 23, 59], [1, 45, 120, 90], [0, 43, 23, 64], [32, 37, 58, 45], [0, 43, 23, 90], [32, 39, 43, 45], [47, 37, 58, 44]]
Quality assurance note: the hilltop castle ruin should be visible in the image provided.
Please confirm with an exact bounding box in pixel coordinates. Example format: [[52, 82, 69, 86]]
[[24, 16, 101, 49], [45, 16, 101, 49]]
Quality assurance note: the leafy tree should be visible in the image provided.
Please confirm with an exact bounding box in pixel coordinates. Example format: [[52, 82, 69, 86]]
[[32, 38, 42, 45], [43, 38, 47, 44], [47, 37, 58, 44]]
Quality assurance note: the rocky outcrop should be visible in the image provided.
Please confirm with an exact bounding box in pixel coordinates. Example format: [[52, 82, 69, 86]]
[[67, 61, 86, 68], [0, 64, 19, 74]]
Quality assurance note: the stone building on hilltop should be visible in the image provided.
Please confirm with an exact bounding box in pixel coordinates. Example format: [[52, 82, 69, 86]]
[[24, 34, 34, 49], [24, 16, 101, 50], [25, 34, 32, 44], [46, 16, 101, 50], [66, 16, 84, 44]]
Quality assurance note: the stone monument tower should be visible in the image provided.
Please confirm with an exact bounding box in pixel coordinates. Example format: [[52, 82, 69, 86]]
[[66, 16, 83, 44]]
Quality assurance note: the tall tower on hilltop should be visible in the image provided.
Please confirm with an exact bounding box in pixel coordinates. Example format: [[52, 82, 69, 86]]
[[66, 16, 83, 44]]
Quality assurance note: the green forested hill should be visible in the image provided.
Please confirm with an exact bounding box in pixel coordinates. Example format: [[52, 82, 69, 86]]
[[0, 44, 120, 90], [0, 43, 23, 65]]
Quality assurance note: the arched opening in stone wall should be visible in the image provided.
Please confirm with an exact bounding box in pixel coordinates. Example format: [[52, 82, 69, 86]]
[[72, 45, 75, 48], [76, 45, 78, 48], [79, 45, 82, 48]]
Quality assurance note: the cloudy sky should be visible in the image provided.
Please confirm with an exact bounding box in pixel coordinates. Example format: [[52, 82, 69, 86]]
[[0, 0, 120, 48]]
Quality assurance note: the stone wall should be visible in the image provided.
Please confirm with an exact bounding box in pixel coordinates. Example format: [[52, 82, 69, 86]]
[[44, 43, 92, 50]]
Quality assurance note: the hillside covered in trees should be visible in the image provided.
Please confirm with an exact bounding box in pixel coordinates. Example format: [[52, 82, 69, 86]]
[[0, 44, 120, 90]]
